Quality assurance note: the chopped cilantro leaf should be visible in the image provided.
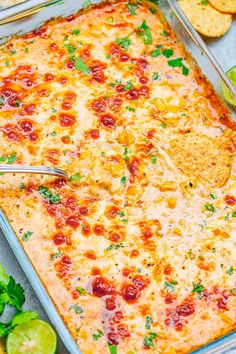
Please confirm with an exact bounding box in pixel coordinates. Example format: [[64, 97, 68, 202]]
[[168, 57, 189, 75], [70, 304, 84, 314], [145, 316, 153, 330], [126, 3, 136, 15], [38, 186, 61, 204], [210, 193, 217, 199], [233, 211, 236, 217], [204, 203, 216, 213], [74, 57, 90, 75], [0, 156, 7, 163], [161, 31, 168, 37], [124, 80, 134, 91], [117, 211, 125, 217], [123, 147, 131, 162], [160, 122, 167, 129], [106, 243, 124, 251], [192, 282, 204, 293], [5, 59, 10, 67], [143, 333, 157, 348], [164, 281, 177, 293], [51, 251, 62, 260], [126, 106, 135, 112], [0, 96, 5, 106], [149, 7, 157, 14], [93, 329, 103, 340], [225, 213, 230, 221], [108, 343, 117, 354], [19, 183, 25, 190], [64, 43, 77, 54], [115, 37, 132, 51], [50, 131, 57, 137], [121, 176, 126, 185], [76, 287, 87, 295], [226, 266, 234, 276], [22, 231, 33, 241], [7, 153, 17, 165], [152, 72, 159, 80], [182, 66, 189, 76], [162, 48, 174, 58], [69, 172, 83, 182], [201, 0, 208, 5], [151, 45, 163, 57], [72, 29, 80, 35], [15, 100, 21, 107], [138, 21, 153, 45], [151, 156, 157, 164]]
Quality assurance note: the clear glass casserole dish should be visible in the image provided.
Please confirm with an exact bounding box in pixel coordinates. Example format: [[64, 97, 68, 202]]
[[0, 0, 235, 353]]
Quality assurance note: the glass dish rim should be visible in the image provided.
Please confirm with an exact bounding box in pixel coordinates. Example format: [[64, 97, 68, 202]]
[[0, 0, 235, 353]]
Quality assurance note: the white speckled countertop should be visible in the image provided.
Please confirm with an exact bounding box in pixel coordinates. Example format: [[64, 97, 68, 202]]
[[0, 7, 235, 354]]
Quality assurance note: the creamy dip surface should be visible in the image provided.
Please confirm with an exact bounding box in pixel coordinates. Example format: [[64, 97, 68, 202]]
[[0, 1, 236, 353]]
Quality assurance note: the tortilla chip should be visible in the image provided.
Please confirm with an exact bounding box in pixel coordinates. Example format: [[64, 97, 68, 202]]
[[208, 0, 236, 14], [168, 132, 231, 187], [179, 0, 232, 37]]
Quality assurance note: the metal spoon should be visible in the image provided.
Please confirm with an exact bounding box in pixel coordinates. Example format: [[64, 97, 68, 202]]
[[0, 164, 68, 179]]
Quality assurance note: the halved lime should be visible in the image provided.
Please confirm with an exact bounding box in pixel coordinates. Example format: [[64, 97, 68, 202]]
[[222, 65, 236, 106], [6, 319, 57, 354]]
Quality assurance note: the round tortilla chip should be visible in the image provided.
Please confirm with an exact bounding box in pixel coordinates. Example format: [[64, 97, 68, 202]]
[[179, 0, 232, 37], [208, 0, 236, 14], [168, 132, 231, 187]]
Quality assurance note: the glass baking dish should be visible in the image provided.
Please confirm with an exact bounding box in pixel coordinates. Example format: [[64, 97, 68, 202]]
[[0, 0, 235, 353]]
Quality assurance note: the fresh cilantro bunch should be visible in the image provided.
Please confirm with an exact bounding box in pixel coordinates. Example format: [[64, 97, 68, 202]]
[[0, 264, 38, 337]]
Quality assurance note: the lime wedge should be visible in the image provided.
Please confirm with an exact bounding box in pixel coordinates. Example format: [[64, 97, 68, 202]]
[[6, 319, 57, 354], [222, 65, 236, 106]]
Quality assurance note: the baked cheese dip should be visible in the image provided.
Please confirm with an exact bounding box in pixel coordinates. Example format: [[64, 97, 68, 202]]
[[0, 1, 236, 353]]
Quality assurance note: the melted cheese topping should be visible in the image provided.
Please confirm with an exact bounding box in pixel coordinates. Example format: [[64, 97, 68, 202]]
[[0, 1, 236, 353]]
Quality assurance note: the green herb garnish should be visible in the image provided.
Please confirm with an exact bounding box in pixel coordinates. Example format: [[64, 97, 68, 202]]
[[72, 29, 80, 35], [152, 72, 159, 80], [106, 243, 124, 251], [64, 43, 77, 54], [145, 316, 153, 330], [204, 203, 216, 213], [151, 45, 163, 57], [22, 231, 33, 242], [76, 287, 87, 295], [74, 57, 90, 75], [168, 57, 189, 75], [151, 156, 157, 164], [226, 266, 234, 276], [124, 80, 134, 91], [38, 186, 61, 204], [126, 3, 136, 15], [69, 172, 83, 182], [162, 48, 174, 58], [93, 329, 103, 340], [115, 37, 132, 51], [164, 281, 177, 293], [138, 21, 153, 45], [192, 282, 204, 293], [70, 304, 84, 314], [143, 333, 157, 348]]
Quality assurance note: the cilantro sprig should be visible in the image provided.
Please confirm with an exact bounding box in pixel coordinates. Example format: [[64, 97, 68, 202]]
[[0, 264, 38, 337], [138, 21, 153, 45], [38, 186, 61, 204]]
